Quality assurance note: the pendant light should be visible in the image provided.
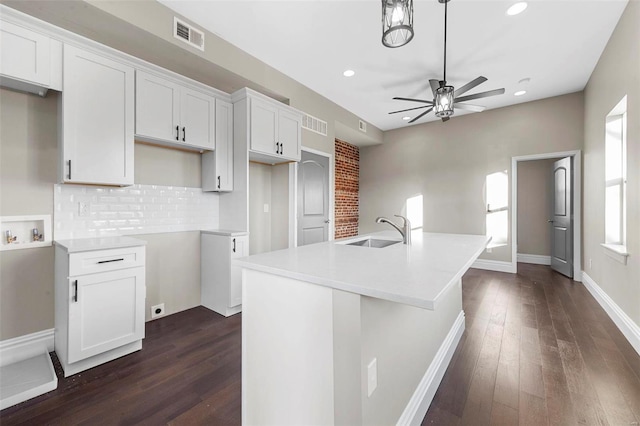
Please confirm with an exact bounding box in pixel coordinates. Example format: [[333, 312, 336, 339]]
[[434, 0, 454, 118], [382, 0, 414, 48]]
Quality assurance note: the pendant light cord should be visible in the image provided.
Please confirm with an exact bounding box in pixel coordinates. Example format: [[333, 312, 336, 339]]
[[443, 0, 448, 85]]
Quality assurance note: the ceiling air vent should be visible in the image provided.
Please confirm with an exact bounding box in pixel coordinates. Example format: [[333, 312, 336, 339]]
[[173, 17, 205, 51], [302, 113, 328, 137], [359, 120, 367, 133]]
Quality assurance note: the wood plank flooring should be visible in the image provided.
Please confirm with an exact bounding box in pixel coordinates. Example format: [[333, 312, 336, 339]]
[[1, 264, 638, 425]]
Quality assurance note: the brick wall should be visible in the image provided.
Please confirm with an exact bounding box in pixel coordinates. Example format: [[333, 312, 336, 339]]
[[335, 139, 359, 238]]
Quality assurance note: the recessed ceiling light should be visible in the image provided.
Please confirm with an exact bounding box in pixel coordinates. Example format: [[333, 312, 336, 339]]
[[507, 2, 527, 16], [514, 90, 527, 96], [402, 116, 411, 121], [343, 69, 355, 77]]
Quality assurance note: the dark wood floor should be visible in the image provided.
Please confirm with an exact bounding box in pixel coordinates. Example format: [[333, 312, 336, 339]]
[[2, 264, 639, 425]]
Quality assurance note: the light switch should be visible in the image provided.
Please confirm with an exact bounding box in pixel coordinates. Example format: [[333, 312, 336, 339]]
[[367, 358, 377, 397]]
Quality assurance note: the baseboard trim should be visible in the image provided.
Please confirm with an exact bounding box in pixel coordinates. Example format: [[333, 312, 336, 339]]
[[517, 253, 551, 265], [582, 272, 640, 356], [397, 310, 465, 426], [0, 329, 54, 367], [471, 259, 514, 273]]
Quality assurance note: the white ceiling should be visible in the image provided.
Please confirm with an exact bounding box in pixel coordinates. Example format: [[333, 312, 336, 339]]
[[159, 0, 627, 131]]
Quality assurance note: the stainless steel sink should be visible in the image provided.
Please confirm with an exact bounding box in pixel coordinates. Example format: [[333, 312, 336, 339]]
[[344, 238, 401, 248]]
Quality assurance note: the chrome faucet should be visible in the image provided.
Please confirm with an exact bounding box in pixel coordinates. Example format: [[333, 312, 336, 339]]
[[375, 215, 411, 245]]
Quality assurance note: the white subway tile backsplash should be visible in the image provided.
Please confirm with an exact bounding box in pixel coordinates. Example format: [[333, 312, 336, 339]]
[[54, 184, 219, 240]]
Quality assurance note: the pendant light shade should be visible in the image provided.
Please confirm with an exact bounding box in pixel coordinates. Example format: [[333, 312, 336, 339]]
[[434, 85, 454, 117], [382, 0, 414, 48]]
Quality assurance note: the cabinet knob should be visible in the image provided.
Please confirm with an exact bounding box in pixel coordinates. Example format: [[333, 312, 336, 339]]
[[176, 125, 179, 141]]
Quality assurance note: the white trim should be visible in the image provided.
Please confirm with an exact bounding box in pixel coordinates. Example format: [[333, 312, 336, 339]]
[[471, 259, 515, 273], [0, 329, 54, 367], [397, 310, 465, 426], [582, 272, 640, 356], [511, 150, 582, 281], [601, 243, 630, 265], [517, 253, 551, 265]]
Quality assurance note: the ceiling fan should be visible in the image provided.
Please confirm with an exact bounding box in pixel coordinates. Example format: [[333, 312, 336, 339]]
[[389, 0, 505, 124]]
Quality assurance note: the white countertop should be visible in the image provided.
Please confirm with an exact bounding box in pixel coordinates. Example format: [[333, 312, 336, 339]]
[[234, 231, 490, 310], [54, 236, 147, 253], [201, 229, 249, 237]]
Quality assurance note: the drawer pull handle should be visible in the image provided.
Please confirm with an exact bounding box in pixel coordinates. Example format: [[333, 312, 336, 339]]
[[182, 126, 186, 142], [217, 176, 221, 189], [97, 258, 124, 264], [232, 238, 236, 253], [73, 280, 78, 302], [176, 125, 179, 141]]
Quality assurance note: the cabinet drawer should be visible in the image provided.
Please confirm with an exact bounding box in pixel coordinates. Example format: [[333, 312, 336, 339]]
[[69, 246, 145, 276]]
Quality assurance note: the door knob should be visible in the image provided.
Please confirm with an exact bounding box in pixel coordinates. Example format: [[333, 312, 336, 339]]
[[324, 219, 330, 224], [547, 220, 554, 223]]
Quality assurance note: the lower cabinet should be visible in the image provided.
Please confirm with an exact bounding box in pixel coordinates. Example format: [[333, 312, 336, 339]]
[[201, 231, 249, 316], [54, 240, 146, 377]]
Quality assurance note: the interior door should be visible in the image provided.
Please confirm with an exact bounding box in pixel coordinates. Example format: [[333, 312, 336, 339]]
[[550, 157, 573, 278], [297, 151, 330, 246]]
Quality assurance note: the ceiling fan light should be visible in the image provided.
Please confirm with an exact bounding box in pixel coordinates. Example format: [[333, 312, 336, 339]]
[[382, 0, 414, 48], [434, 86, 455, 117]]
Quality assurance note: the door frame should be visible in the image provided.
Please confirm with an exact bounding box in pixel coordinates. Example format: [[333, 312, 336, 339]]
[[289, 147, 335, 248], [511, 150, 582, 280]]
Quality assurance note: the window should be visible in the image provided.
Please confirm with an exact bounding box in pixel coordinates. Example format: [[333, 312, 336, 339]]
[[406, 194, 423, 229], [605, 96, 627, 247], [486, 170, 509, 247]]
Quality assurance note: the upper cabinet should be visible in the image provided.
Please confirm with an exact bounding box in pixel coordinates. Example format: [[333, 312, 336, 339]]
[[0, 19, 62, 96], [135, 70, 215, 151], [202, 99, 234, 192], [60, 45, 134, 186], [235, 89, 302, 164]]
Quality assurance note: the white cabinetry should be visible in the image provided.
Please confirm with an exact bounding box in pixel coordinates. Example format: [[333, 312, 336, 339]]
[[135, 70, 215, 151], [0, 19, 62, 96], [235, 88, 302, 164], [60, 45, 134, 186], [54, 239, 146, 377], [202, 99, 234, 191], [201, 231, 248, 316]]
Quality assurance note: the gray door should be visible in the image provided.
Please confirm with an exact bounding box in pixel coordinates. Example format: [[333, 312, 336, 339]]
[[297, 151, 329, 246], [550, 157, 573, 278]]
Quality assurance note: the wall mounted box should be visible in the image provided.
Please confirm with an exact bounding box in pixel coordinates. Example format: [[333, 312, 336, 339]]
[[0, 215, 52, 251]]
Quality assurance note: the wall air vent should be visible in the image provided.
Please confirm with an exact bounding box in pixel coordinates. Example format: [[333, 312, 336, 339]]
[[173, 17, 205, 51], [302, 113, 328, 137], [359, 120, 367, 133]]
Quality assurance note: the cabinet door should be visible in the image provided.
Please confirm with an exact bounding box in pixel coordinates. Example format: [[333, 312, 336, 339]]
[[135, 71, 180, 143], [67, 267, 145, 363], [278, 109, 302, 161], [0, 21, 50, 86], [249, 97, 278, 155], [216, 99, 234, 191], [62, 45, 134, 186], [180, 88, 215, 150], [229, 235, 248, 307]]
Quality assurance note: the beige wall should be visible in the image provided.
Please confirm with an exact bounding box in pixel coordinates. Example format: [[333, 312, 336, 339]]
[[517, 159, 555, 256], [360, 92, 584, 263], [583, 1, 639, 327], [0, 88, 205, 340]]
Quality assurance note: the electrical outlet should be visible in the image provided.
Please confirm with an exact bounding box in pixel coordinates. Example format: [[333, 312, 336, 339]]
[[151, 303, 165, 319], [263, 203, 269, 213], [367, 358, 377, 397], [589, 258, 593, 269], [78, 202, 90, 217]]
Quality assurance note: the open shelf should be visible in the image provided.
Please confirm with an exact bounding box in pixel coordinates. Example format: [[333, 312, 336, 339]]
[[0, 215, 52, 251]]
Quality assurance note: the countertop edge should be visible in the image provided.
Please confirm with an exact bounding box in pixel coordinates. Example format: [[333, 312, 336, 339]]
[[54, 236, 147, 253]]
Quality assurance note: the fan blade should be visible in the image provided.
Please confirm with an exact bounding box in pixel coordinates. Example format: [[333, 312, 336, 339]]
[[441, 117, 450, 123], [393, 97, 433, 104], [389, 105, 432, 115], [455, 88, 505, 103], [429, 79, 440, 97], [454, 103, 485, 112], [408, 107, 434, 123], [453, 76, 487, 98]]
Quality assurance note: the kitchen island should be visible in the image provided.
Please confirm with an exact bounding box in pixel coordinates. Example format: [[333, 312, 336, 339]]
[[235, 231, 490, 425]]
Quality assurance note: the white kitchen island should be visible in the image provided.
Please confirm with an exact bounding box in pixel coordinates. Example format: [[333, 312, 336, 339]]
[[235, 231, 490, 426]]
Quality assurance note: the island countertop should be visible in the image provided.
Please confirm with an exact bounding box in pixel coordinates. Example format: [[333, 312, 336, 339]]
[[234, 231, 490, 310]]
